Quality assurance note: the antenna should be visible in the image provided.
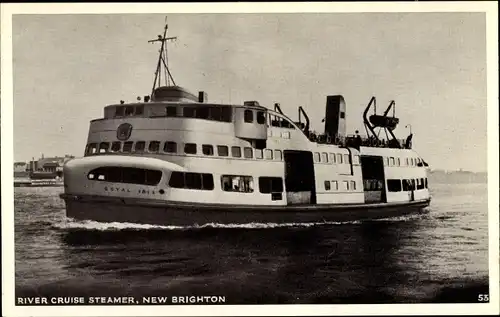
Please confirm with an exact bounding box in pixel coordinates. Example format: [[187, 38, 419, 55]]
[[148, 17, 178, 95]]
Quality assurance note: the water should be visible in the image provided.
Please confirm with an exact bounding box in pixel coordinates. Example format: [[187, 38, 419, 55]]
[[14, 182, 489, 304]]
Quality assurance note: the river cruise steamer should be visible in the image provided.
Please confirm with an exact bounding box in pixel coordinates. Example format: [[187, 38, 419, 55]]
[[61, 21, 431, 226]]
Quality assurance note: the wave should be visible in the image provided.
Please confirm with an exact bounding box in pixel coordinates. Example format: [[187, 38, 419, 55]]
[[52, 212, 424, 232]]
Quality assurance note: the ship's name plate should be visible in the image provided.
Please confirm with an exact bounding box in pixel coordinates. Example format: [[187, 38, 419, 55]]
[[104, 186, 158, 195]]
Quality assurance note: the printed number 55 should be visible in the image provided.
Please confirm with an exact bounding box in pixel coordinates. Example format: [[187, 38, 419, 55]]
[[478, 294, 489, 302]]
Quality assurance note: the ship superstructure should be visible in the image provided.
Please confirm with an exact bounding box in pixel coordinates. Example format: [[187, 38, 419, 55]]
[[61, 20, 431, 226]]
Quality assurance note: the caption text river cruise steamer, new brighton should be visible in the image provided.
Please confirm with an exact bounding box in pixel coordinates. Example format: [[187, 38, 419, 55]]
[[60, 20, 431, 226]]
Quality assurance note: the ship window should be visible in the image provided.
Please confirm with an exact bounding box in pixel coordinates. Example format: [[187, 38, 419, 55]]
[[115, 106, 125, 117], [196, 106, 209, 119], [353, 155, 360, 165], [257, 111, 266, 124], [87, 166, 162, 186], [331, 180, 338, 191], [183, 107, 196, 118], [402, 179, 410, 191], [425, 178, 428, 188], [270, 115, 281, 127], [344, 154, 350, 164], [405, 158, 409, 166], [221, 175, 254, 193], [99, 142, 110, 153], [169, 172, 214, 191], [166, 106, 177, 117], [244, 110, 254, 123], [231, 146, 241, 158], [313, 152, 320, 163], [389, 157, 395, 166], [417, 178, 425, 190], [336, 153, 343, 164], [340, 112, 345, 119], [202, 144, 214, 156], [135, 105, 144, 115], [343, 180, 349, 191], [321, 152, 328, 163], [244, 147, 253, 159], [111, 141, 121, 152], [324, 180, 331, 191], [148, 141, 160, 153], [329, 153, 336, 164], [135, 141, 146, 153], [255, 149, 263, 159], [221, 106, 232, 122], [123, 141, 133, 153], [258, 177, 283, 193], [217, 145, 229, 157], [125, 106, 135, 116], [274, 150, 282, 161], [184, 143, 197, 154], [164, 141, 177, 153], [387, 179, 402, 192], [396, 158, 400, 166], [86, 143, 98, 155], [264, 149, 273, 160], [350, 181, 356, 190], [208, 106, 221, 121]]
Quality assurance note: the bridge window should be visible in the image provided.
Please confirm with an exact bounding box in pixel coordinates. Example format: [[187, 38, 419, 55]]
[[221, 175, 254, 193], [257, 111, 266, 124], [265, 149, 273, 160], [274, 150, 282, 161], [202, 144, 214, 156], [115, 106, 125, 117], [259, 177, 283, 193], [164, 141, 177, 153], [244, 147, 253, 159], [125, 106, 135, 116], [148, 141, 160, 153], [255, 149, 263, 159], [123, 141, 133, 153], [324, 180, 331, 191], [331, 180, 338, 191], [99, 142, 110, 153], [244, 110, 254, 123], [329, 153, 336, 164], [344, 154, 350, 164], [135, 141, 146, 153], [231, 146, 241, 158], [336, 153, 343, 164], [169, 172, 214, 190], [135, 105, 144, 115], [350, 181, 356, 190], [314, 152, 320, 163], [111, 141, 121, 152], [88, 166, 162, 186], [196, 107, 209, 119], [183, 107, 196, 118], [166, 106, 177, 117], [270, 115, 280, 127], [321, 152, 328, 163], [387, 179, 402, 192], [184, 143, 197, 154], [217, 145, 229, 157]]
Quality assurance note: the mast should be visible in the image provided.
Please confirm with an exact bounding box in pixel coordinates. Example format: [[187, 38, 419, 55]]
[[148, 17, 178, 96]]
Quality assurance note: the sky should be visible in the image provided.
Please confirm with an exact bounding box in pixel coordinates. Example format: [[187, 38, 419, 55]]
[[12, 13, 487, 172]]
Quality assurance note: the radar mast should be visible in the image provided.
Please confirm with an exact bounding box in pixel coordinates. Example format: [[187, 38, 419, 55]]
[[148, 17, 178, 95]]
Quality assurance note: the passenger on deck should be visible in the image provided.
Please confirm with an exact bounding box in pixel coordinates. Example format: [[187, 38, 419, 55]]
[[355, 130, 362, 149]]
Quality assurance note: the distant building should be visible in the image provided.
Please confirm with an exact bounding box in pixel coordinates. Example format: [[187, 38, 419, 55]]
[[27, 154, 76, 173], [14, 162, 27, 172]]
